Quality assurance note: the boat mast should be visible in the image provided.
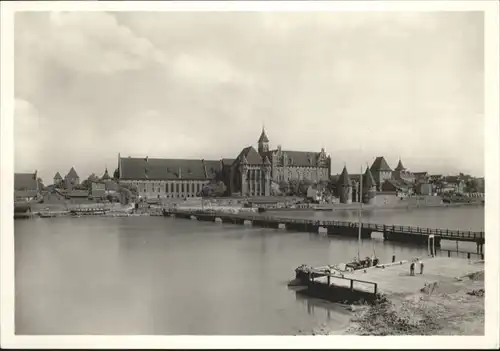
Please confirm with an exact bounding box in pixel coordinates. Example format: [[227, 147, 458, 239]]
[[358, 165, 363, 261]]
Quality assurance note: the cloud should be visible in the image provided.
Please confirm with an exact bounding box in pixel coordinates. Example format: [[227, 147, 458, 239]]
[[13, 11, 485, 182], [14, 99, 43, 173], [16, 12, 166, 75]]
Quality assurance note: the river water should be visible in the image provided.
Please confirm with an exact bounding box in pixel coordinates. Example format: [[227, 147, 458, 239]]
[[15, 206, 484, 335]]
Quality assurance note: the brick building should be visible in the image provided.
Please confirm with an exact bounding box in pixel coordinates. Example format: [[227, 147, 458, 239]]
[[116, 128, 332, 198], [117, 156, 218, 199]]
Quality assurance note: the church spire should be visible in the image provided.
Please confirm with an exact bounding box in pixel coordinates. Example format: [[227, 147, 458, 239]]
[[258, 126, 269, 154]]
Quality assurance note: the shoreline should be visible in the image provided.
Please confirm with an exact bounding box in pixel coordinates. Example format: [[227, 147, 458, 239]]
[[308, 269, 485, 336]]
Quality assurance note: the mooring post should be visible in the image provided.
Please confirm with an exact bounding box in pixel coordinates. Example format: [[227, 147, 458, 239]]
[[350, 279, 353, 291], [374, 283, 377, 295], [467, 252, 471, 260], [448, 250, 451, 257], [456, 241, 459, 253], [327, 275, 331, 286]]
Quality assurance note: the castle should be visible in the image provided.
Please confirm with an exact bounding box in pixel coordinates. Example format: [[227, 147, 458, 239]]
[[116, 128, 331, 199]]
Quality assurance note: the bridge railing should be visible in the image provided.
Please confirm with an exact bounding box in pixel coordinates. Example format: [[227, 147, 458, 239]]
[[166, 209, 484, 240]]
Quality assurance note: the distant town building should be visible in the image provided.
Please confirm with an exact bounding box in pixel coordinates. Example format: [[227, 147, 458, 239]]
[[14, 171, 40, 202], [53, 172, 63, 186], [370, 156, 393, 191], [91, 182, 106, 199], [440, 176, 465, 194], [381, 179, 413, 197], [392, 159, 416, 184], [64, 167, 80, 188], [101, 168, 111, 181], [413, 171, 430, 183], [416, 183, 433, 196]]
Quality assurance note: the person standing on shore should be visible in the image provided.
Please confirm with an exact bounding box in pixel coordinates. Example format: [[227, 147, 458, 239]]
[[419, 260, 424, 274], [410, 262, 415, 276]]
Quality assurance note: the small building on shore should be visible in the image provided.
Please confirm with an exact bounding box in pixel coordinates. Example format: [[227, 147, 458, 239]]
[[14, 172, 41, 202], [91, 182, 106, 199], [392, 159, 416, 184]]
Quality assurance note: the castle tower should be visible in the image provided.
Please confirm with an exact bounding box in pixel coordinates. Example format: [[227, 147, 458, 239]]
[[257, 127, 269, 155], [240, 154, 249, 196], [395, 158, 405, 172], [337, 165, 352, 204], [362, 167, 377, 204], [263, 156, 271, 196]]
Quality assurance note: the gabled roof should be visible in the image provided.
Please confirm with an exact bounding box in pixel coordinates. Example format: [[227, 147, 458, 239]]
[[101, 168, 111, 180], [413, 172, 429, 177], [54, 172, 62, 180], [221, 158, 235, 166], [280, 150, 323, 167], [363, 167, 376, 188], [258, 128, 269, 143], [88, 173, 99, 182], [337, 166, 351, 186], [66, 167, 79, 179], [119, 157, 218, 181], [14, 173, 38, 191], [385, 179, 409, 190], [236, 146, 263, 165], [370, 156, 392, 172], [395, 159, 405, 171]]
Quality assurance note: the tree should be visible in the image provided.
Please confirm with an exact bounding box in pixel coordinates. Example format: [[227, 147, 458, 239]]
[[288, 179, 300, 196], [80, 179, 91, 190], [278, 181, 289, 195], [298, 179, 313, 196], [200, 181, 227, 197]]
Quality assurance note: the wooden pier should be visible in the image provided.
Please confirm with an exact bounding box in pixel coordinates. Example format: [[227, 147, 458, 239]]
[[292, 257, 485, 303], [162, 209, 485, 253]]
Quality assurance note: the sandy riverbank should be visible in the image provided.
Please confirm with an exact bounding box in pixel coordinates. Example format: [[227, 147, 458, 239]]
[[304, 270, 484, 336]]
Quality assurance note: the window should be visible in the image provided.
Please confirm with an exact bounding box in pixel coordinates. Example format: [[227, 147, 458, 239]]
[[181, 183, 185, 193]]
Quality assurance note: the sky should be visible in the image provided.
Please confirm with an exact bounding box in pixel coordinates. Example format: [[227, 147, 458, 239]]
[[13, 10, 484, 183]]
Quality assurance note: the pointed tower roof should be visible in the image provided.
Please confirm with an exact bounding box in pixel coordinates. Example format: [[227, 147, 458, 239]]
[[258, 127, 269, 143], [54, 172, 62, 179], [363, 167, 376, 189], [102, 168, 111, 180], [370, 156, 392, 172], [395, 159, 405, 171], [263, 156, 271, 165], [337, 165, 351, 186], [66, 167, 79, 179]]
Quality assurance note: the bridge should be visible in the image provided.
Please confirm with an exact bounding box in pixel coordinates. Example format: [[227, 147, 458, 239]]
[[162, 209, 485, 254]]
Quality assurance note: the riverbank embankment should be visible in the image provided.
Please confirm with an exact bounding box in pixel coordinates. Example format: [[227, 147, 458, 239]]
[[305, 257, 485, 335]]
